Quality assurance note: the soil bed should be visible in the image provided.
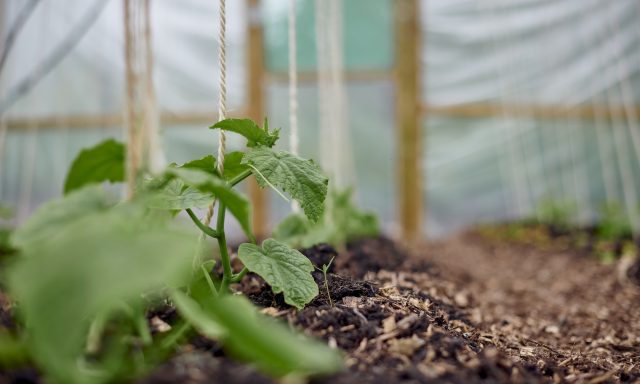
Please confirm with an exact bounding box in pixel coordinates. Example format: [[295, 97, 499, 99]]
[[2, 233, 639, 383], [145, 234, 640, 383]]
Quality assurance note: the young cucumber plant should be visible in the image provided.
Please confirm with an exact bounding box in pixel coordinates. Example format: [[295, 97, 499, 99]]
[[64, 118, 328, 308], [148, 118, 328, 307]]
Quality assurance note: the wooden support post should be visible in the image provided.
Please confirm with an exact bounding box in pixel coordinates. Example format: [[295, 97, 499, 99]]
[[395, 0, 422, 242], [246, 0, 268, 239]]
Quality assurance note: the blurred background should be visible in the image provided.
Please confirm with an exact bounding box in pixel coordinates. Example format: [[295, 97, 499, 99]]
[[1, 0, 639, 239]]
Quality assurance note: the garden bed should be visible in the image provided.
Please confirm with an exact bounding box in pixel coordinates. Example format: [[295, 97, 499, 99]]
[[2, 233, 639, 383], [145, 232, 639, 383]]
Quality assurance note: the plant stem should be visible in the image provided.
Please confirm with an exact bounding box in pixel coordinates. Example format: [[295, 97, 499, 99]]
[[216, 203, 232, 293], [201, 265, 219, 296], [230, 267, 248, 283], [186, 208, 219, 238], [160, 321, 191, 350], [229, 169, 252, 187], [135, 311, 152, 346], [323, 269, 333, 307], [197, 168, 253, 292]]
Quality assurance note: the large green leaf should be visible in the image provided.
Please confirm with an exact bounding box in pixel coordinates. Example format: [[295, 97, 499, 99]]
[[202, 295, 342, 377], [6, 200, 197, 384], [238, 238, 318, 309], [145, 178, 212, 210], [178, 155, 217, 175], [164, 168, 252, 237], [243, 147, 328, 222], [209, 119, 279, 148], [10, 185, 115, 254], [63, 139, 125, 194]]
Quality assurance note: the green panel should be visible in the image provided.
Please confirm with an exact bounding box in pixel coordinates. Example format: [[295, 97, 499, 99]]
[[263, 0, 394, 72]]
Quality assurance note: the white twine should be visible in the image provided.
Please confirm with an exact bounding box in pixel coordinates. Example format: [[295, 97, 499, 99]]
[[216, 0, 227, 172], [142, 0, 165, 174], [315, 0, 330, 175], [203, 0, 227, 228], [289, 0, 300, 212], [123, 0, 137, 199], [288, 0, 299, 156], [315, 0, 353, 191]]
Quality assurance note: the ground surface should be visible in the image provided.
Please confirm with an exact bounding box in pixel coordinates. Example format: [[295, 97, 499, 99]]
[[2, 231, 639, 383], [144, 233, 640, 383], [423, 232, 640, 383]]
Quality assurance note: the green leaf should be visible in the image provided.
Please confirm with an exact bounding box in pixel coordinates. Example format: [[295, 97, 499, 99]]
[[329, 188, 379, 241], [10, 185, 115, 254], [221, 151, 249, 181], [272, 213, 329, 248], [273, 188, 379, 248], [171, 291, 226, 339], [178, 155, 217, 175], [203, 295, 342, 377], [175, 152, 247, 182], [145, 178, 212, 210], [243, 147, 328, 222], [210, 118, 279, 148], [63, 139, 125, 194], [165, 168, 252, 237], [238, 238, 318, 309], [6, 200, 197, 384], [272, 214, 312, 240]]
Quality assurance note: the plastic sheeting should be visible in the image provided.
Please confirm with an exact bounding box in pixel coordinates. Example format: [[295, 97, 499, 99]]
[[423, 0, 640, 235], [1, 0, 639, 237]]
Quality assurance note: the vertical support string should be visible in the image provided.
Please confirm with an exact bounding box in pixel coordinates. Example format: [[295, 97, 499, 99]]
[[315, 0, 353, 191], [217, 0, 227, 174], [315, 0, 330, 180], [203, 0, 228, 228], [142, 0, 164, 174], [288, 0, 299, 157], [289, 0, 300, 213], [123, 0, 139, 200], [124, 0, 164, 199]]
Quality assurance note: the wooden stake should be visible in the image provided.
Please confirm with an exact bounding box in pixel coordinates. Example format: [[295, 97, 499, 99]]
[[246, 0, 268, 239], [395, 0, 422, 242]]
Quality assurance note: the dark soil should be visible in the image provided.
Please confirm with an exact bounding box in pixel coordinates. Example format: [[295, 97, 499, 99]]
[[141, 234, 640, 383], [2, 233, 639, 383]]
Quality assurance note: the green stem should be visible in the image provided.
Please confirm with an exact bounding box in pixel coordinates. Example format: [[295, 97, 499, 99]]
[[201, 265, 219, 296], [324, 272, 333, 307], [135, 311, 152, 346], [186, 208, 219, 238], [229, 169, 252, 187], [216, 203, 232, 293], [230, 267, 248, 283], [160, 322, 191, 350], [202, 168, 253, 292]]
